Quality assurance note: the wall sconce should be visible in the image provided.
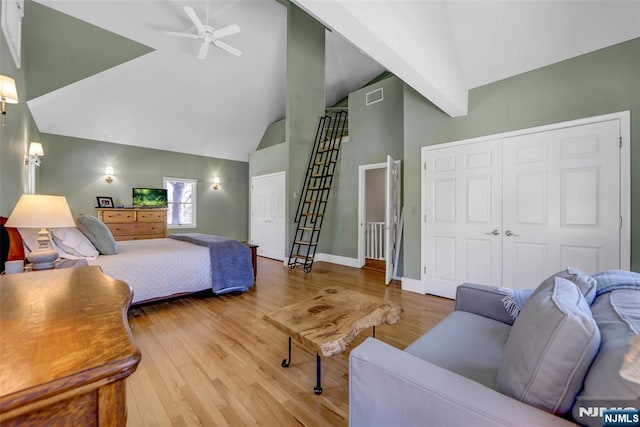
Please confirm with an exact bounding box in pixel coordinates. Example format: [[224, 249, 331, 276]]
[[105, 166, 114, 183], [212, 176, 221, 190], [0, 75, 19, 127], [26, 142, 44, 194]]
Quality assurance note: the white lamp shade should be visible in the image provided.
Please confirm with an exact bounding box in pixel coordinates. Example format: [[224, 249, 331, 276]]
[[213, 176, 221, 185], [105, 166, 114, 175], [28, 142, 44, 156], [5, 195, 75, 228], [0, 75, 18, 103]]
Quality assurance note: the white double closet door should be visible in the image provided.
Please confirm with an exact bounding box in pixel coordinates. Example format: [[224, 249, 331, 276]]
[[251, 172, 286, 260], [424, 118, 625, 298]]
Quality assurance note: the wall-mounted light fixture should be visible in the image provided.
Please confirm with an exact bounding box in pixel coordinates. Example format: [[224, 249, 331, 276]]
[[105, 166, 114, 183], [26, 142, 44, 194], [0, 75, 19, 127], [212, 176, 221, 190]]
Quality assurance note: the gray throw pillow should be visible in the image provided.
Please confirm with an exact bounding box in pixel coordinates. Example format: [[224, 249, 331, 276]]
[[572, 289, 640, 426], [76, 214, 118, 255], [538, 267, 597, 304], [496, 277, 600, 415]]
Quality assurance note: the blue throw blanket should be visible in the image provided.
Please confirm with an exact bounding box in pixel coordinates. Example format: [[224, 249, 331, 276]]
[[501, 270, 640, 319], [168, 233, 254, 294], [501, 289, 534, 320], [592, 270, 640, 297]]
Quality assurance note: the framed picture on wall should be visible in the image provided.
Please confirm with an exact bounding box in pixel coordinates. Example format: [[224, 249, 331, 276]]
[[96, 196, 114, 208]]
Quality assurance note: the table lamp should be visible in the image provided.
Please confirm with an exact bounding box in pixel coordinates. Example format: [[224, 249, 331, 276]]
[[5, 194, 76, 270]]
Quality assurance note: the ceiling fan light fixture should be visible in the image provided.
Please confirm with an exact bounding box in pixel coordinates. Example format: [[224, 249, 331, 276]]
[[165, 5, 242, 59]]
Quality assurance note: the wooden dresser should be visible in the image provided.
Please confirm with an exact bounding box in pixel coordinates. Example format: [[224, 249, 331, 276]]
[[0, 267, 140, 426], [97, 208, 167, 241]]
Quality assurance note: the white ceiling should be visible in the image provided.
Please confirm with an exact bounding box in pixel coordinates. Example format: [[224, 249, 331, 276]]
[[27, 1, 640, 162]]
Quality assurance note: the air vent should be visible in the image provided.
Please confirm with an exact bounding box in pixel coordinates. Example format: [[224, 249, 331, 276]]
[[365, 88, 383, 106]]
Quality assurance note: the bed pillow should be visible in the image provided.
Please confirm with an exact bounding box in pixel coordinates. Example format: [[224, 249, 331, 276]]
[[496, 276, 600, 415], [76, 214, 118, 255], [51, 227, 99, 259], [18, 228, 75, 260]]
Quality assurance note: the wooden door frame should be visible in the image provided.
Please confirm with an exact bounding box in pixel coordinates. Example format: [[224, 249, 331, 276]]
[[358, 162, 387, 268], [420, 111, 631, 295]]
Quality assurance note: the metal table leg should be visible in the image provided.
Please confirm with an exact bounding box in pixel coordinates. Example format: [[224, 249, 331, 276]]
[[314, 354, 322, 395], [281, 337, 292, 368]]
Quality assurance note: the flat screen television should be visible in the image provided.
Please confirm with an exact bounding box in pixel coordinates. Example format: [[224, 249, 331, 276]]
[[132, 188, 168, 208]]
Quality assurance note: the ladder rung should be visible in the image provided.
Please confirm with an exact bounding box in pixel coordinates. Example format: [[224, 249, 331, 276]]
[[301, 213, 323, 217], [295, 240, 317, 246], [308, 186, 330, 190], [299, 226, 314, 231], [292, 253, 313, 260], [311, 174, 333, 178]]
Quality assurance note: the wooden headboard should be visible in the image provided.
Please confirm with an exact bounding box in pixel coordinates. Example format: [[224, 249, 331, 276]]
[[0, 216, 25, 273]]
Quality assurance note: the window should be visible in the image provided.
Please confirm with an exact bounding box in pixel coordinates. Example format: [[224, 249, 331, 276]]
[[163, 177, 197, 228]]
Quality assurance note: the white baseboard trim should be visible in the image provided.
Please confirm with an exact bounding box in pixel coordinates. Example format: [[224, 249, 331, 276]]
[[401, 277, 425, 294], [314, 253, 361, 268]]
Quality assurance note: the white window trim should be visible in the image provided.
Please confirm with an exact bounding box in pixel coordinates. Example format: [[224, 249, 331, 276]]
[[163, 177, 198, 229]]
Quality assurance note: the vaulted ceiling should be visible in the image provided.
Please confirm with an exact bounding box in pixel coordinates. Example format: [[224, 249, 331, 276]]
[[20, 1, 640, 162]]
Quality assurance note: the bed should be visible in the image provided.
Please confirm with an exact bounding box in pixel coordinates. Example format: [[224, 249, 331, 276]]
[[1, 217, 254, 304]]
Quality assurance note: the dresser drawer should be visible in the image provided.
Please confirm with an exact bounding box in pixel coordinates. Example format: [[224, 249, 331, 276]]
[[107, 223, 164, 236], [101, 210, 134, 223], [97, 208, 167, 241], [137, 211, 166, 223], [115, 234, 163, 241]]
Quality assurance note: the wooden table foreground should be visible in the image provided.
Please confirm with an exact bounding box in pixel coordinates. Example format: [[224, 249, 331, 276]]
[[264, 286, 403, 394], [0, 266, 140, 426]]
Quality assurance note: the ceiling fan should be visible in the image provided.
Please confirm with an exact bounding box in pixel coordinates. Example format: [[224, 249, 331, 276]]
[[165, 5, 242, 59]]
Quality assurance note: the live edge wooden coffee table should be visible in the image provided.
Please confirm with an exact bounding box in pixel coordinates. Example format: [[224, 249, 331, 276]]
[[263, 287, 403, 394]]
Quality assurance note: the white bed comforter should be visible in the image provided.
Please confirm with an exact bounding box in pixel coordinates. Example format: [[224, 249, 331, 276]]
[[89, 238, 211, 303]]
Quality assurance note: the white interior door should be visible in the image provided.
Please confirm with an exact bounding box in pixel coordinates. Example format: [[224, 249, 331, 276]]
[[424, 139, 502, 298], [502, 120, 621, 288], [385, 155, 401, 284], [250, 172, 285, 260]]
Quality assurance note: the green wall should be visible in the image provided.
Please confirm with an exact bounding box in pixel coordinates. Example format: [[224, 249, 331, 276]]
[[319, 76, 404, 259], [286, 4, 326, 242], [249, 142, 288, 178], [24, 0, 153, 100], [0, 19, 41, 217], [38, 134, 250, 241], [402, 37, 640, 279], [257, 119, 286, 150]]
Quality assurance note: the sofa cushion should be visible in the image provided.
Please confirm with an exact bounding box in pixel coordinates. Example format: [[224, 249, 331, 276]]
[[405, 310, 511, 389], [496, 277, 600, 415], [572, 289, 640, 427], [538, 267, 597, 305], [76, 214, 118, 255]]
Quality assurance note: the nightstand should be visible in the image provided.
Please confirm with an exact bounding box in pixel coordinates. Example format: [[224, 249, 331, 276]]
[[242, 242, 258, 281]]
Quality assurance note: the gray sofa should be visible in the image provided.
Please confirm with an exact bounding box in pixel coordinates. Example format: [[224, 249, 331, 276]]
[[350, 278, 640, 427]]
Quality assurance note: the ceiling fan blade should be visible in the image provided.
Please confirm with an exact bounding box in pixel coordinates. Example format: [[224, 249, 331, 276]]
[[214, 40, 242, 56], [164, 31, 199, 39], [198, 41, 210, 60], [213, 24, 240, 40], [183, 6, 205, 34]]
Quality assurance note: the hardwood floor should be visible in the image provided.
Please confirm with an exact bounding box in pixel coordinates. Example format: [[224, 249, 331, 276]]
[[126, 257, 454, 426]]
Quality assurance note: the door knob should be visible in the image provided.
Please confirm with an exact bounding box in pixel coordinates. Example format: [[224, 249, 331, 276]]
[[485, 229, 500, 236], [505, 230, 519, 237]]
